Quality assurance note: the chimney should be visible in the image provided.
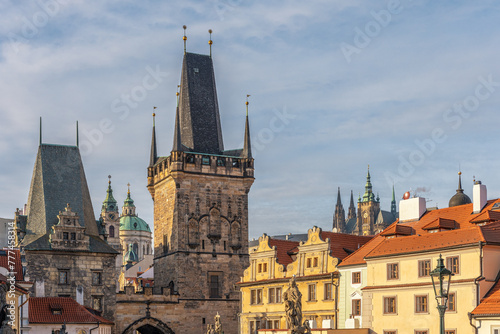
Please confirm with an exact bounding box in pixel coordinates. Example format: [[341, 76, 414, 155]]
[[399, 197, 426, 222], [35, 279, 45, 297], [473, 181, 487, 213]]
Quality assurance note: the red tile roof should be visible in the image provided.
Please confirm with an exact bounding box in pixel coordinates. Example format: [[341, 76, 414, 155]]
[[268, 238, 300, 266], [0, 249, 24, 281], [422, 218, 457, 230], [380, 224, 413, 236], [320, 232, 373, 261], [472, 275, 500, 315], [470, 210, 500, 224], [29, 297, 113, 324], [339, 199, 500, 266]]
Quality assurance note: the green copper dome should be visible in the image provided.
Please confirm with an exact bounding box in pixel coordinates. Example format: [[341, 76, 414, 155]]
[[120, 215, 151, 232]]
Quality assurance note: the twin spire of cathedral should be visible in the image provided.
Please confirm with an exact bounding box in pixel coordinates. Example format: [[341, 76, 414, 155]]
[[148, 27, 252, 167]]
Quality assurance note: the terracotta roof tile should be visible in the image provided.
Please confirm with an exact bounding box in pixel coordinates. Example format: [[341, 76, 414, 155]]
[[472, 273, 500, 315], [28, 297, 113, 324], [268, 239, 299, 267], [470, 210, 500, 224], [422, 218, 457, 230], [320, 232, 373, 261], [339, 199, 500, 265], [380, 224, 413, 236]]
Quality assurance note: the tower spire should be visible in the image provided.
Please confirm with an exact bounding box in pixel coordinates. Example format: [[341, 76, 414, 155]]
[[173, 89, 183, 152], [333, 187, 345, 232], [391, 184, 397, 216], [208, 29, 213, 58], [348, 190, 356, 220], [76, 121, 79, 147], [149, 108, 158, 167], [183, 25, 187, 55], [457, 171, 463, 192], [39, 117, 42, 145], [241, 95, 252, 159], [362, 165, 375, 202], [102, 175, 117, 212]]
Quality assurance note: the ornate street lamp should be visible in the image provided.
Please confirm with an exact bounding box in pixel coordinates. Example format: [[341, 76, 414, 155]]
[[430, 254, 453, 334]]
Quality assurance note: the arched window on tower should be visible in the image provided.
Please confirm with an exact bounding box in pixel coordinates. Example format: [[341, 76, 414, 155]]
[[109, 225, 115, 238], [143, 245, 145, 257]]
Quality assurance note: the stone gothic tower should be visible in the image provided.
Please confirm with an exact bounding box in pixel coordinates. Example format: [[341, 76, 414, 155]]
[[356, 166, 380, 236], [147, 51, 254, 306], [333, 187, 346, 232]]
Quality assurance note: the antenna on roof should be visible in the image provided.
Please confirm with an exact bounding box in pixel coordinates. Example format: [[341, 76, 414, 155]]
[[246, 94, 250, 116], [183, 25, 187, 55], [208, 29, 213, 58], [76, 121, 79, 147], [39, 117, 42, 145]]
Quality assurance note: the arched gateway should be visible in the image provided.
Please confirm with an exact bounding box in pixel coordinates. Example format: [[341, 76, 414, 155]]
[[122, 317, 175, 334]]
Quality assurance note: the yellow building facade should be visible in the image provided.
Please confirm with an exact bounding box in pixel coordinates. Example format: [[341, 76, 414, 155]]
[[238, 226, 372, 333]]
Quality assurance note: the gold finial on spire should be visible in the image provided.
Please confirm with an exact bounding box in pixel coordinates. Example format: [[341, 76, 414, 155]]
[[208, 29, 213, 57], [127, 183, 131, 195], [458, 171, 462, 176], [152, 107, 156, 126], [176, 85, 180, 106], [183, 25, 187, 54], [368, 164, 370, 170], [246, 94, 250, 116], [108, 175, 111, 185]]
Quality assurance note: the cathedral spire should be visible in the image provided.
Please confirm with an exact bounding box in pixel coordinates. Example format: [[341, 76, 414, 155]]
[[149, 109, 157, 167], [241, 95, 252, 159], [336, 187, 342, 206], [348, 190, 356, 220], [333, 187, 345, 232], [172, 90, 183, 152]]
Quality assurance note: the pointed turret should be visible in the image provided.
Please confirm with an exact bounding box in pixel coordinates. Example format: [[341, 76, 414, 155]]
[[172, 91, 183, 152], [241, 98, 252, 159], [391, 185, 397, 216], [102, 176, 118, 213], [149, 111, 157, 167], [122, 183, 136, 216]]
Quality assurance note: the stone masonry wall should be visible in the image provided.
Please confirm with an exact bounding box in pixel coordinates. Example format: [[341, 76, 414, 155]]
[[26, 250, 117, 321]]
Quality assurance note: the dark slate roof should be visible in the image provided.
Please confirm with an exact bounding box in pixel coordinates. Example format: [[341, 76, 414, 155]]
[[375, 210, 398, 226], [345, 217, 357, 234], [24, 144, 98, 237], [178, 52, 224, 154]]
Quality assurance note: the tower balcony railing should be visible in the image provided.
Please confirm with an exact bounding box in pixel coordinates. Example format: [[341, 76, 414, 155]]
[[148, 151, 254, 181]]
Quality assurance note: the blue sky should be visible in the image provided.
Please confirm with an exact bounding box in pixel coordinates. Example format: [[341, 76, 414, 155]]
[[1, 0, 500, 239]]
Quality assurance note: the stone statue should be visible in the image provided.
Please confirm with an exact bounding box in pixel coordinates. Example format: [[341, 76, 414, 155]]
[[214, 312, 223, 334], [283, 276, 311, 334], [206, 324, 215, 334]]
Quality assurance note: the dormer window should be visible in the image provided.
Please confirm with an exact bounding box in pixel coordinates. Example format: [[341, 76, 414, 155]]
[[50, 303, 62, 315], [422, 218, 457, 233]]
